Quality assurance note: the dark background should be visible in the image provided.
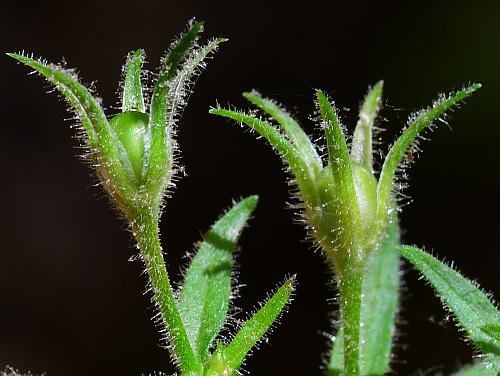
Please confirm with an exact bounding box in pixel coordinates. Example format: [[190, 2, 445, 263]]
[[1, 1, 499, 375]]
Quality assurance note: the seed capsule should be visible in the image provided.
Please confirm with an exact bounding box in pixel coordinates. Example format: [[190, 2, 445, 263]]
[[109, 111, 148, 185]]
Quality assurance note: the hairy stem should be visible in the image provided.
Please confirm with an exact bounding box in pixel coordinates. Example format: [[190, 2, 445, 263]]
[[132, 207, 201, 374], [337, 264, 363, 376]]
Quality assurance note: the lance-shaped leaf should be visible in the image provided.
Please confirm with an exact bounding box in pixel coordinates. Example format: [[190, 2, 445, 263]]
[[177, 196, 258, 362], [398, 246, 500, 371], [121, 49, 145, 112], [209, 108, 315, 199], [328, 326, 344, 376], [376, 84, 481, 230], [328, 219, 400, 376], [350, 81, 383, 171], [359, 220, 400, 374], [243, 90, 322, 175], [7, 53, 137, 199], [218, 276, 295, 373], [453, 362, 499, 376], [316, 90, 361, 245], [481, 324, 500, 342]]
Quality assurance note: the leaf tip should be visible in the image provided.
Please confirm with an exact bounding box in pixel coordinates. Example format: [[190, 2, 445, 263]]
[[242, 89, 259, 100], [188, 19, 204, 33], [468, 82, 482, 92], [208, 107, 222, 115], [374, 79, 384, 89], [6, 52, 23, 62], [315, 88, 326, 99], [240, 194, 259, 211]]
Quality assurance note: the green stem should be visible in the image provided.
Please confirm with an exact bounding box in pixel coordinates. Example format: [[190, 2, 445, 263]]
[[132, 207, 201, 375], [337, 265, 363, 376]]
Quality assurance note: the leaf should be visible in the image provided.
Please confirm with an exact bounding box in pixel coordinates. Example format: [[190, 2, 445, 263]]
[[121, 49, 145, 112], [398, 246, 500, 371], [453, 362, 498, 376], [359, 220, 400, 375], [328, 220, 401, 376], [328, 326, 344, 376], [350, 81, 383, 170], [243, 90, 322, 175], [221, 276, 295, 373], [481, 324, 500, 342], [376, 84, 481, 229], [177, 196, 258, 363], [7, 52, 137, 198]]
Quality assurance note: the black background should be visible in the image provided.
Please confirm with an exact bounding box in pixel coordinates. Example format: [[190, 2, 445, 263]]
[[1, 1, 499, 375]]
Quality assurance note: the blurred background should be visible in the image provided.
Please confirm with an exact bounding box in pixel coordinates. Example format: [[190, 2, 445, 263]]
[[1, 0, 499, 374]]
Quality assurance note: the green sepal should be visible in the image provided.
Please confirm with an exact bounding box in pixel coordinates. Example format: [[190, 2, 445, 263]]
[[376, 84, 481, 232], [177, 196, 258, 363], [146, 23, 224, 202], [350, 80, 383, 171], [209, 108, 315, 200], [243, 90, 322, 176], [398, 245, 500, 371], [316, 90, 361, 258], [145, 20, 203, 201], [121, 49, 145, 112], [7, 52, 138, 207]]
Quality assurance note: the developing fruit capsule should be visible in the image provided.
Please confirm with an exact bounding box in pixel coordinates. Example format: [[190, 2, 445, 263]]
[[108, 111, 148, 184]]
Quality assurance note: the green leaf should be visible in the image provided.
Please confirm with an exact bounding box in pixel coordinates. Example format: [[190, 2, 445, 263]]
[[221, 277, 295, 373], [121, 49, 145, 112], [7, 52, 137, 200], [376, 84, 481, 231], [359, 220, 400, 375], [177, 196, 258, 363], [453, 362, 498, 376], [243, 90, 322, 175], [398, 246, 500, 371], [328, 220, 400, 376], [209, 108, 315, 198], [350, 81, 383, 171], [481, 324, 500, 342], [328, 326, 344, 376]]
